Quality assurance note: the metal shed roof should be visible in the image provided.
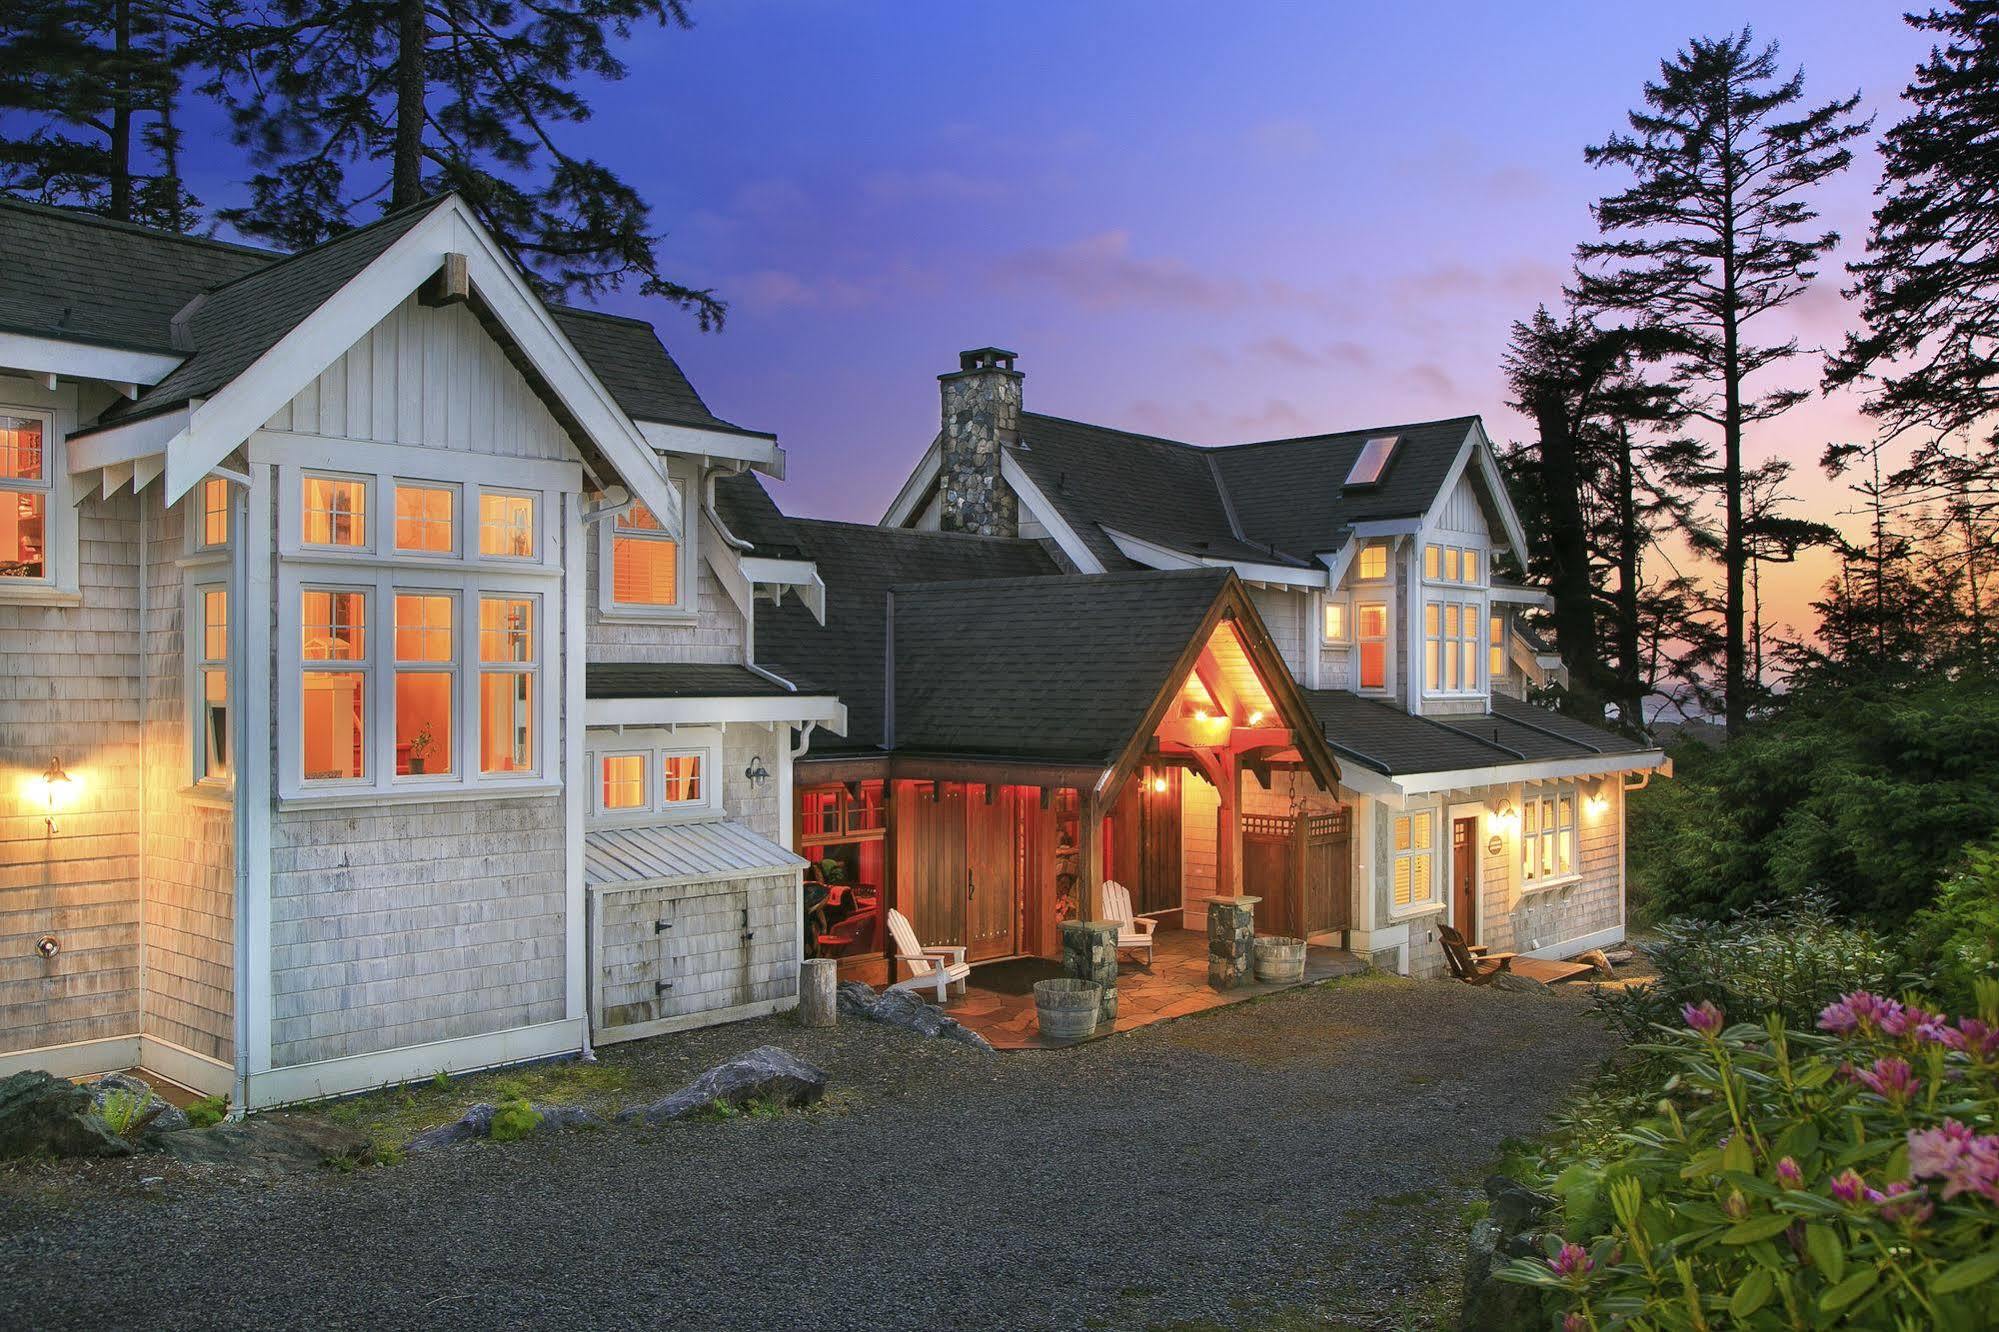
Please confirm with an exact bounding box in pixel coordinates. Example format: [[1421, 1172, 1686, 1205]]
[[583, 819, 808, 890]]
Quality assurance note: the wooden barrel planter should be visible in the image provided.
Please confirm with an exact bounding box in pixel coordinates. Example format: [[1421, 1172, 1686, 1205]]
[[1033, 979, 1103, 1040], [1253, 935, 1308, 984]]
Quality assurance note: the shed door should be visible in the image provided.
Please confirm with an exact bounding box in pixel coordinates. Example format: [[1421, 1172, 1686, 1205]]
[[658, 886, 750, 1019], [1243, 814, 1296, 934], [1303, 809, 1352, 938]]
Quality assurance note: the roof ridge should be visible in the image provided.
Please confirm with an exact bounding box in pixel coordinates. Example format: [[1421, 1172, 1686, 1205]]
[[791, 516, 1047, 545], [0, 195, 281, 259], [891, 565, 1228, 595], [1022, 410, 1204, 452], [186, 193, 455, 302], [1215, 415, 1482, 452], [550, 304, 657, 328]]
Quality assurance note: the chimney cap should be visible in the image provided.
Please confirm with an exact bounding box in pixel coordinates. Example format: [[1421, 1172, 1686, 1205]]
[[953, 346, 1019, 374]]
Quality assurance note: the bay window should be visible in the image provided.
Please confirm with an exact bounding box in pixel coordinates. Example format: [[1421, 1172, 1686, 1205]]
[[394, 594, 454, 777], [1391, 809, 1438, 912], [1424, 598, 1481, 694], [301, 588, 368, 781], [1356, 601, 1389, 691], [478, 596, 537, 774], [1, 412, 49, 580], [394, 482, 456, 554], [1522, 786, 1578, 885]]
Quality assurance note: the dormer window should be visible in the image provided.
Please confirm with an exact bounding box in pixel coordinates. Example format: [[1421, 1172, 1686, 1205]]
[[1355, 541, 1389, 581], [1344, 435, 1399, 488]]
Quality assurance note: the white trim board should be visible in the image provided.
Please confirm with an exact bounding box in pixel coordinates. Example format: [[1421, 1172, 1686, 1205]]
[[587, 693, 847, 731], [1519, 924, 1625, 962], [0, 331, 183, 388], [637, 419, 783, 475], [0, 1035, 140, 1082], [244, 1018, 585, 1109], [998, 451, 1105, 572], [593, 996, 797, 1047], [879, 434, 943, 527]]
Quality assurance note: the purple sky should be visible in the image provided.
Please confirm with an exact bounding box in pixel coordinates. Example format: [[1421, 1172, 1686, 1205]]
[[179, 2, 1937, 637]]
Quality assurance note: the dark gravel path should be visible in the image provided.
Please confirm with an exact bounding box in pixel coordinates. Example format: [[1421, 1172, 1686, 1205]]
[[0, 975, 1616, 1331]]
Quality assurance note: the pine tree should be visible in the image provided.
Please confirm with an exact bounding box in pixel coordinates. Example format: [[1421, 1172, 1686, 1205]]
[[0, 0, 202, 228], [209, 0, 723, 326], [1828, 1, 1999, 481], [1575, 29, 1869, 736]]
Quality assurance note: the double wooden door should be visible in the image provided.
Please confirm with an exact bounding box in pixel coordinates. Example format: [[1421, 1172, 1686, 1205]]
[[900, 782, 1019, 963]]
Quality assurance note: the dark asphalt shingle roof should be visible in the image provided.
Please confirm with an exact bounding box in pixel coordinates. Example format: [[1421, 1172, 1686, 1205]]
[[550, 307, 763, 437], [0, 196, 273, 352], [1302, 689, 1659, 776], [891, 568, 1233, 763], [713, 471, 807, 559], [753, 520, 1062, 753], [586, 663, 825, 699], [993, 411, 1481, 569]]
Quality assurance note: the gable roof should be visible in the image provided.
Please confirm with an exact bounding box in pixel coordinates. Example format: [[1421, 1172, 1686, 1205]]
[[753, 519, 1062, 753], [713, 471, 808, 560], [1302, 688, 1658, 777], [890, 567, 1236, 763], [549, 307, 763, 437]]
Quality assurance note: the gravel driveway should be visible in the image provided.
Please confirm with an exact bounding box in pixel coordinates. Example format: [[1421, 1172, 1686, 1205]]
[[0, 975, 1616, 1331]]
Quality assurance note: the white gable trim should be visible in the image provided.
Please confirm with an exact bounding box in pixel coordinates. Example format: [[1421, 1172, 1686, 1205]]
[[1385, 749, 1668, 797], [1420, 421, 1529, 565], [1104, 526, 1325, 588], [0, 331, 183, 390], [150, 197, 680, 541], [880, 434, 943, 527], [1103, 527, 1201, 569], [741, 556, 827, 624], [638, 419, 785, 477], [997, 451, 1105, 572]]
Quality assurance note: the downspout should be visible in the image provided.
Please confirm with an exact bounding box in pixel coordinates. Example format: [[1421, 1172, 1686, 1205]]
[[135, 486, 148, 1069], [881, 590, 895, 752]]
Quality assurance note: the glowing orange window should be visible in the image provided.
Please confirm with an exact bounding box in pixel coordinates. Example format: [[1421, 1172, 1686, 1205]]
[[611, 501, 678, 607]]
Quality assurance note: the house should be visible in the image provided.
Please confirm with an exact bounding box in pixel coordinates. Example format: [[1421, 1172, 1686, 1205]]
[[863, 348, 1668, 978], [0, 194, 844, 1108]]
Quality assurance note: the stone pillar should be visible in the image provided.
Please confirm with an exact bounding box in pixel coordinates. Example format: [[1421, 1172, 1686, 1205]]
[[1207, 895, 1261, 990], [937, 347, 1022, 537], [797, 958, 838, 1028], [1059, 920, 1118, 1025]]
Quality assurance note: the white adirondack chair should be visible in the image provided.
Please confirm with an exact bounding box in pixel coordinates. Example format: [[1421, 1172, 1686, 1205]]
[[886, 907, 971, 1001], [1100, 880, 1157, 965]]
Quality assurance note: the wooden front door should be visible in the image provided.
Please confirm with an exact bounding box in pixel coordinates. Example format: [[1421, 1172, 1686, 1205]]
[[966, 788, 1017, 961], [1452, 816, 1478, 945], [901, 781, 969, 950], [1137, 768, 1183, 915]]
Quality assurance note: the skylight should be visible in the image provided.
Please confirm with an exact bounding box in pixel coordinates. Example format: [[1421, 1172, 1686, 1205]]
[[1345, 435, 1400, 488]]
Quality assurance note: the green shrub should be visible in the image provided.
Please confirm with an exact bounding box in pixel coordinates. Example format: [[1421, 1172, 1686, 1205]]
[[97, 1088, 151, 1138], [1906, 844, 1999, 1015], [1595, 897, 1902, 1044], [1500, 982, 1999, 1329], [185, 1094, 227, 1128], [487, 1095, 541, 1143]]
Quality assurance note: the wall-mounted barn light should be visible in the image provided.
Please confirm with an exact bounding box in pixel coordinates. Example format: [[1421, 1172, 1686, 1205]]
[[30, 755, 73, 835], [744, 756, 771, 789]]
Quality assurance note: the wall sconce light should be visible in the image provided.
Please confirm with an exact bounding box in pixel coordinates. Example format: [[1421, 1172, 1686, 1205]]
[[1151, 776, 1169, 795], [743, 756, 771, 790], [1584, 783, 1610, 817], [1488, 799, 1519, 833], [33, 755, 73, 835]]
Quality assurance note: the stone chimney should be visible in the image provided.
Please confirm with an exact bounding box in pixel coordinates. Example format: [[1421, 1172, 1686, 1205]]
[[937, 346, 1022, 537]]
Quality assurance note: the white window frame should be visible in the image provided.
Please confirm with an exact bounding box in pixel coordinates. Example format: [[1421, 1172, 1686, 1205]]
[[194, 476, 231, 551], [1355, 599, 1393, 694], [1489, 610, 1507, 682], [1322, 595, 1350, 644], [185, 577, 232, 789], [1389, 807, 1441, 917], [392, 588, 460, 783], [392, 478, 462, 558], [586, 726, 723, 824], [1354, 540, 1389, 583], [1423, 596, 1484, 697], [477, 486, 542, 562], [300, 469, 374, 552], [475, 591, 542, 779], [1521, 783, 1580, 889], [0, 401, 78, 603], [597, 472, 694, 621]]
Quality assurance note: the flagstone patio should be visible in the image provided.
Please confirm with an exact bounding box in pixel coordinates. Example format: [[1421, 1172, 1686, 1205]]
[[940, 926, 1367, 1049]]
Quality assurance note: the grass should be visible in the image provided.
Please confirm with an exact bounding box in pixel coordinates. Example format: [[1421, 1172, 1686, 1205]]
[[306, 1053, 636, 1155]]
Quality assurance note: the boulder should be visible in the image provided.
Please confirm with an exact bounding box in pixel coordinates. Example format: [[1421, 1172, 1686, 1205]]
[[1459, 1176, 1559, 1331], [618, 1046, 828, 1125], [834, 981, 994, 1051], [0, 1070, 134, 1159], [407, 1100, 607, 1151], [1575, 948, 1615, 980], [83, 1072, 191, 1137], [1490, 971, 1551, 995], [158, 1113, 370, 1173]]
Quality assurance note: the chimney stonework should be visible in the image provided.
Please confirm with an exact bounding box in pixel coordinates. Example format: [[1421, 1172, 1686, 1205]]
[[937, 346, 1022, 538]]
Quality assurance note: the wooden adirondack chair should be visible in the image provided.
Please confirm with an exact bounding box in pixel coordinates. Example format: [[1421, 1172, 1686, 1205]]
[[1439, 922, 1516, 985], [886, 908, 970, 1001], [1100, 880, 1157, 965]]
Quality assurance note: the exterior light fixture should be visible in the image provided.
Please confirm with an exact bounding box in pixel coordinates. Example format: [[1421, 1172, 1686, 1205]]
[[743, 756, 771, 789], [1247, 709, 1266, 726], [1489, 798, 1519, 833], [1584, 783, 1610, 817], [1151, 776, 1169, 794], [34, 755, 73, 834]]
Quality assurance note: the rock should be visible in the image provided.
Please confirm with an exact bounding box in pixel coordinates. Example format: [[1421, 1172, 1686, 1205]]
[[1575, 948, 1615, 980], [870, 988, 995, 1051], [83, 1072, 191, 1136], [1490, 971, 1551, 995], [1604, 948, 1636, 965], [0, 1070, 134, 1159], [833, 980, 994, 1051], [1459, 1177, 1559, 1331], [407, 1100, 607, 1151], [158, 1113, 370, 1173], [617, 1046, 828, 1125]]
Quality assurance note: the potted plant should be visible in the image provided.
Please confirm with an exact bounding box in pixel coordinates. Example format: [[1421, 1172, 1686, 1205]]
[[407, 722, 436, 775]]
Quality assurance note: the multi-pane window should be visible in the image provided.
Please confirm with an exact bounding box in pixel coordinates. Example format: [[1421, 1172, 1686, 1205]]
[[802, 784, 885, 840], [478, 596, 537, 774], [661, 753, 703, 804], [1424, 598, 1481, 693], [1391, 810, 1437, 910], [393, 594, 454, 777], [199, 477, 230, 549], [1423, 543, 1483, 585], [394, 483, 455, 554], [610, 497, 680, 608], [301, 588, 368, 780], [1323, 599, 1349, 643], [302, 474, 368, 548], [1355, 541, 1388, 581], [1356, 601, 1389, 690], [1522, 787, 1578, 884], [197, 586, 229, 782], [1490, 612, 1507, 681], [0, 413, 48, 580], [478, 491, 537, 559], [600, 754, 648, 810]]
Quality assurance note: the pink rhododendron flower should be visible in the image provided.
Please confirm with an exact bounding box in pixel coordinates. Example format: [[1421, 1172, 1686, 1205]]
[[1865, 1179, 1933, 1226], [1957, 1018, 1999, 1061], [1563, 1315, 1588, 1332], [1774, 1157, 1804, 1189], [1828, 1169, 1867, 1204], [1682, 1001, 1724, 1035], [1912, 1017, 1965, 1050], [1818, 991, 1907, 1036], [1855, 1056, 1920, 1104], [1548, 1243, 1593, 1279], [1907, 1120, 1999, 1202]]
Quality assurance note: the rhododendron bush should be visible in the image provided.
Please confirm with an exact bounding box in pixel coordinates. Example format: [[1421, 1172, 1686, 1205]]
[[1498, 981, 1999, 1329]]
